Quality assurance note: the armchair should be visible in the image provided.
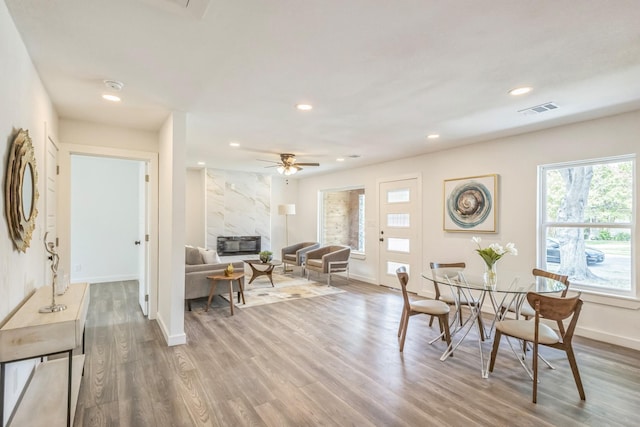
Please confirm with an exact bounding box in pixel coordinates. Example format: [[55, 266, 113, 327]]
[[281, 241, 320, 275], [305, 245, 351, 285]]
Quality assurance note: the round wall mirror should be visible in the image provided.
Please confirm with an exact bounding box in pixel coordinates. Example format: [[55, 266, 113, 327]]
[[4, 128, 39, 252], [22, 162, 34, 221]]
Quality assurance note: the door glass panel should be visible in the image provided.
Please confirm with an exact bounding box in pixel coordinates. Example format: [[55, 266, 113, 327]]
[[387, 188, 410, 203], [387, 261, 409, 276], [387, 238, 410, 253], [387, 213, 410, 227]]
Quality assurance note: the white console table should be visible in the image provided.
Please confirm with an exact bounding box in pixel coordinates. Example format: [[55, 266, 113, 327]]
[[0, 283, 89, 427]]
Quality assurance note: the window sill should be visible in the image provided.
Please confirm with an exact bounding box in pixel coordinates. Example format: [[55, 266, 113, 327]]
[[576, 289, 640, 310], [351, 251, 365, 260]]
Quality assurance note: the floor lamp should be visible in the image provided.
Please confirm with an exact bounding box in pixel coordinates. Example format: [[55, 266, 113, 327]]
[[278, 204, 296, 246]]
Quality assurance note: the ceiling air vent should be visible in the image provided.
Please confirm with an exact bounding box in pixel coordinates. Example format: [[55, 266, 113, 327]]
[[518, 102, 559, 116]]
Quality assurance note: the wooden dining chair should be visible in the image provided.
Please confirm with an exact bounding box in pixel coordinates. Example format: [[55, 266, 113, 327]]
[[500, 268, 570, 322], [489, 291, 585, 403], [396, 267, 451, 352], [429, 262, 485, 340]]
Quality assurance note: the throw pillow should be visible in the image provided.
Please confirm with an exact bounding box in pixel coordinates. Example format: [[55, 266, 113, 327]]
[[185, 246, 203, 265], [199, 247, 221, 264]]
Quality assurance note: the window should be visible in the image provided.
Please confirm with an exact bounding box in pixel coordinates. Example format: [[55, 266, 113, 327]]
[[539, 155, 635, 296], [320, 187, 365, 253]]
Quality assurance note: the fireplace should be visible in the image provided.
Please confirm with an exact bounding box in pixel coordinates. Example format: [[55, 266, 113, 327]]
[[217, 235, 261, 256]]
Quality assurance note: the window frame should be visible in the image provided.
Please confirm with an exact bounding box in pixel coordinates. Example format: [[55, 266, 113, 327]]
[[318, 185, 366, 257], [538, 154, 636, 299]]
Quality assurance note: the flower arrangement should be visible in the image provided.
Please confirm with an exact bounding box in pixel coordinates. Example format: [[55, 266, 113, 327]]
[[472, 236, 518, 268]]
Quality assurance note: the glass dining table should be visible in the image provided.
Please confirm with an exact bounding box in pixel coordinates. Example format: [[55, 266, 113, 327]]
[[421, 270, 567, 378]]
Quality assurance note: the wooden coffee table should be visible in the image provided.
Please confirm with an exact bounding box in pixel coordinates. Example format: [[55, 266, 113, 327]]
[[206, 272, 245, 315], [244, 259, 282, 287]]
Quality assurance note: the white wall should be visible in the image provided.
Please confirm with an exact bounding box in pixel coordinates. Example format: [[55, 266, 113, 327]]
[[70, 156, 141, 283], [185, 168, 205, 247], [156, 112, 186, 346], [295, 110, 640, 350], [0, 2, 58, 423]]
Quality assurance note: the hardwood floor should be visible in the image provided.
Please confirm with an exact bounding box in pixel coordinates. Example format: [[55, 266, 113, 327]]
[[75, 279, 640, 426]]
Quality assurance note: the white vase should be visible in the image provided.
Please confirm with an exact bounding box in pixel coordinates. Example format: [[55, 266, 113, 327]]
[[484, 263, 497, 288]]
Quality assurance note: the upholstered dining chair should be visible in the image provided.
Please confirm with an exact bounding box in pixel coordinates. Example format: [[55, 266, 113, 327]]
[[489, 291, 585, 403], [396, 267, 451, 352], [500, 268, 570, 322], [281, 241, 320, 275], [429, 262, 485, 340], [305, 245, 350, 285]]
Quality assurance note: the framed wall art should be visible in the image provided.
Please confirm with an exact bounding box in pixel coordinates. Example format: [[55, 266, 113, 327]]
[[443, 174, 497, 232]]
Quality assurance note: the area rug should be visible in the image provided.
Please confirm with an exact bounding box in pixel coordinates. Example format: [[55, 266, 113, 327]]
[[220, 273, 346, 308]]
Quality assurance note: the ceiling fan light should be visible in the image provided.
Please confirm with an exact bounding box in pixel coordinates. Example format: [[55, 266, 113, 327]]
[[277, 165, 285, 174]]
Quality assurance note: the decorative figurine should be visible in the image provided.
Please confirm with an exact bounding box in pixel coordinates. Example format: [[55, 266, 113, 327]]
[[39, 232, 67, 313]]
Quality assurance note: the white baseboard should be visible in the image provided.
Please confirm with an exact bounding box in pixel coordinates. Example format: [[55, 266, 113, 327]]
[[156, 313, 187, 347], [72, 274, 139, 284]]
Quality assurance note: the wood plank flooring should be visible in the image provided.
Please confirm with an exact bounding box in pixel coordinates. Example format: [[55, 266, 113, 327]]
[[75, 279, 640, 426]]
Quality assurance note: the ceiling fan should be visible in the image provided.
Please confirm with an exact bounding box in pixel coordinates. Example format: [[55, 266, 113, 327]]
[[259, 153, 320, 175]]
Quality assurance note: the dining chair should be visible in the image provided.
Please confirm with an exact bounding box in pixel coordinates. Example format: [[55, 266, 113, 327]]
[[429, 262, 485, 340], [396, 267, 451, 352], [499, 268, 570, 321], [489, 291, 585, 403]]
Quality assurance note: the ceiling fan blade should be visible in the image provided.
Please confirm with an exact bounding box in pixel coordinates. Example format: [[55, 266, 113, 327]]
[[295, 162, 320, 167], [256, 159, 280, 164]]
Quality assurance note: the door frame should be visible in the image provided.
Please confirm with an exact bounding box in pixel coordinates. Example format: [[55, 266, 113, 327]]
[[377, 173, 422, 291], [58, 144, 159, 319]]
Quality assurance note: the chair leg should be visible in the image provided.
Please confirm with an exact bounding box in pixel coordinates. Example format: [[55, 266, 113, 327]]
[[398, 308, 407, 337], [440, 314, 452, 348], [566, 346, 586, 400], [489, 330, 502, 372], [399, 312, 410, 352], [532, 340, 539, 403], [428, 315, 435, 327], [476, 309, 486, 341]]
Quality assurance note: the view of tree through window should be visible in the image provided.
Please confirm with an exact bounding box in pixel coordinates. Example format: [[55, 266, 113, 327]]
[[540, 156, 634, 294]]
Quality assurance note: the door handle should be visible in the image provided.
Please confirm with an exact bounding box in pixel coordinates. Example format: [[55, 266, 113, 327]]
[[134, 240, 141, 245], [379, 238, 384, 242]]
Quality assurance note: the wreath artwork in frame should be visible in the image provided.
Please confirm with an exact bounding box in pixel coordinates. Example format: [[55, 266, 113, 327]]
[[443, 174, 497, 232]]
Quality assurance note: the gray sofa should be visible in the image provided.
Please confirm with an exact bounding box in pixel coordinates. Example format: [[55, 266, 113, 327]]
[[185, 246, 244, 311]]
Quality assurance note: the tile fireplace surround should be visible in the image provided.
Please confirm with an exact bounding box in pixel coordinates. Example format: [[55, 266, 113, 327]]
[[217, 236, 261, 256]]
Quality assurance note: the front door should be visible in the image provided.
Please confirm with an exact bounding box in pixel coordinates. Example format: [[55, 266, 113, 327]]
[[378, 177, 421, 290]]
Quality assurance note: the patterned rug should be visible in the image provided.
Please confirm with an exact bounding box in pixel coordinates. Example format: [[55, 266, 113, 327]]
[[220, 272, 346, 308]]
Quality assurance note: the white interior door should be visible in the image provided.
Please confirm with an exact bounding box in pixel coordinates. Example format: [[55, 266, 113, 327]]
[[45, 130, 58, 287], [138, 162, 149, 316], [378, 177, 421, 290]]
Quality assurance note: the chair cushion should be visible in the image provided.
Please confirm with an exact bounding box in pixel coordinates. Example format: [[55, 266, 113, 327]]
[[501, 300, 535, 317], [283, 254, 297, 261], [439, 293, 479, 305], [496, 319, 559, 345], [410, 299, 450, 315]]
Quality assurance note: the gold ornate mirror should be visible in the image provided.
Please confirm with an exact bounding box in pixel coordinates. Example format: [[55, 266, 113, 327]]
[[4, 128, 39, 252]]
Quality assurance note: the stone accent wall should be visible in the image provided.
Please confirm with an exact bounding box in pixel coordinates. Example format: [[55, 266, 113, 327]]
[[205, 169, 271, 251]]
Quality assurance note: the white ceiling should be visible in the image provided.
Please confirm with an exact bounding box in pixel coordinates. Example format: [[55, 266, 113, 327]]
[[6, 0, 640, 176]]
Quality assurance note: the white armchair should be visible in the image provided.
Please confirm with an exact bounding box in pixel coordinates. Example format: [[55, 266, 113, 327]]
[[305, 245, 351, 285], [281, 242, 320, 275]]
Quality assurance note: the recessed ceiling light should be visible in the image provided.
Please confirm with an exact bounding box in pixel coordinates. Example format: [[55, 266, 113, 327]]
[[296, 103, 313, 111], [336, 158, 345, 162], [509, 86, 532, 96], [197, 161, 206, 166], [229, 142, 240, 147], [102, 94, 121, 102], [427, 134, 440, 139]]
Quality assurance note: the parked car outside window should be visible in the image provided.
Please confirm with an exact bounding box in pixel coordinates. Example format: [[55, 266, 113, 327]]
[[546, 238, 605, 265]]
